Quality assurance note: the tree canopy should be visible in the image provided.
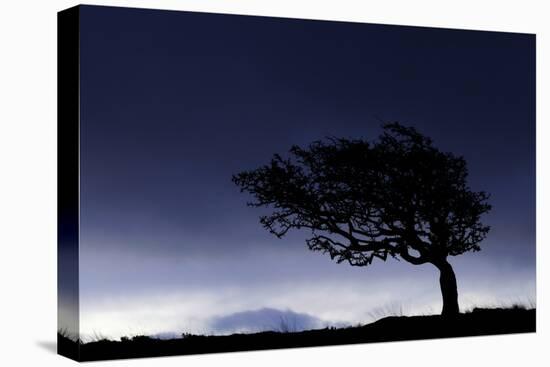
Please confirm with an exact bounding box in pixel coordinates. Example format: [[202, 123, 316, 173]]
[[232, 123, 491, 269]]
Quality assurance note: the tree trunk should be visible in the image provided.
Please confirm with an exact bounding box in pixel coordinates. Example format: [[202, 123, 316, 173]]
[[435, 259, 460, 317]]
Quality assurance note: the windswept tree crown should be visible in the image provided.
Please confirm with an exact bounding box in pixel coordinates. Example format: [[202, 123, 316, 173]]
[[233, 123, 491, 267]]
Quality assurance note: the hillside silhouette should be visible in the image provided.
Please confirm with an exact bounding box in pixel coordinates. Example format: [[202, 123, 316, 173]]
[[58, 307, 535, 361]]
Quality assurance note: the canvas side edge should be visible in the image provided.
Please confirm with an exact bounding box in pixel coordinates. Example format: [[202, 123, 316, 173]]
[[57, 5, 81, 362]]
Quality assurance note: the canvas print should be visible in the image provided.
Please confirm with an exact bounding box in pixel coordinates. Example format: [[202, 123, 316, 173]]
[[58, 5, 536, 361]]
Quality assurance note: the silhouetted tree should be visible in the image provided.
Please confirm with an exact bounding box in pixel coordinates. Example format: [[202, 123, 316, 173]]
[[233, 123, 491, 317]]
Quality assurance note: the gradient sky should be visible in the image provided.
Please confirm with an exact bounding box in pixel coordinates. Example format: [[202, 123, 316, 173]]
[[72, 5, 535, 340]]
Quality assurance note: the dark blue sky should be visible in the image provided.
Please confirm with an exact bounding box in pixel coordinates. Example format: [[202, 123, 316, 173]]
[[74, 5, 535, 339]]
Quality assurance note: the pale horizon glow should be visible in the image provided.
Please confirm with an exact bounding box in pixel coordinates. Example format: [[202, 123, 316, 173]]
[[76, 237, 536, 340]]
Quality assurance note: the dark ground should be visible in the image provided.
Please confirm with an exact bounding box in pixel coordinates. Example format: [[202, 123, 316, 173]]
[[58, 307, 535, 361]]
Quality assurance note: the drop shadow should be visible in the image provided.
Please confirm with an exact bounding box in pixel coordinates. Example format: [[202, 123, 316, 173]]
[[36, 340, 57, 354]]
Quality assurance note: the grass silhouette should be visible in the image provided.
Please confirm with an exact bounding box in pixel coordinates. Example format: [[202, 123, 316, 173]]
[[58, 306, 535, 361]]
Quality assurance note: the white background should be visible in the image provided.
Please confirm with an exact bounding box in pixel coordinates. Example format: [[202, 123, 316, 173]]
[[0, 0, 547, 365]]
